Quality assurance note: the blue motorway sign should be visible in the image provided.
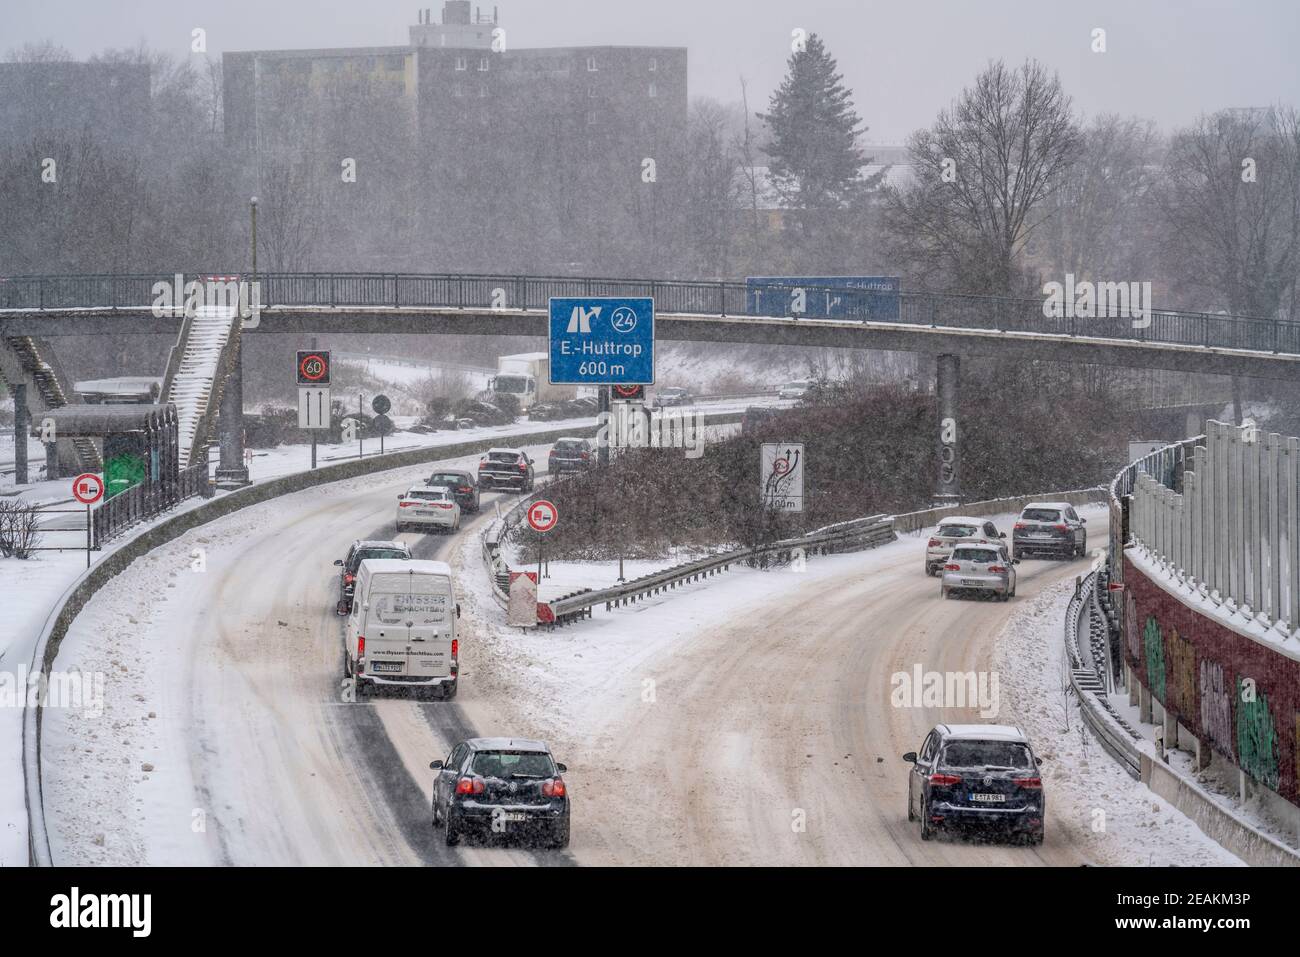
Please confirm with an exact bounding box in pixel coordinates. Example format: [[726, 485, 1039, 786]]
[[746, 276, 900, 321], [549, 297, 654, 385]]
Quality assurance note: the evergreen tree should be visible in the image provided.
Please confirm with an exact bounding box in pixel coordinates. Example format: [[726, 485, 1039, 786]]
[[758, 34, 870, 215]]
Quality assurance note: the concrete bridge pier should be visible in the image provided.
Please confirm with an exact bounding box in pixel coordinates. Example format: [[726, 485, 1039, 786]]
[[213, 339, 250, 489], [934, 353, 961, 506]]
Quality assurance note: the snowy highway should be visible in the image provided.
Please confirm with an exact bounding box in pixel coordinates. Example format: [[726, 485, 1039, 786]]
[[37, 448, 1213, 867]]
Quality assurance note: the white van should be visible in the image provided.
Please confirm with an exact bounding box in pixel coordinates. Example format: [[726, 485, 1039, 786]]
[[345, 558, 460, 699]]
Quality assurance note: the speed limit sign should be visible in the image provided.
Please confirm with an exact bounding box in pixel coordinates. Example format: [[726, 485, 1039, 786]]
[[297, 350, 331, 385]]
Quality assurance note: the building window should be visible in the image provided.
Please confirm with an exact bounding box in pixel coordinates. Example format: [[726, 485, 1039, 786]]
[[648, 82, 657, 98], [587, 86, 597, 98], [453, 83, 465, 97], [478, 56, 489, 72], [648, 57, 657, 72], [455, 56, 467, 71], [586, 56, 598, 72], [586, 110, 597, 126], [478, 84, 487, 98]]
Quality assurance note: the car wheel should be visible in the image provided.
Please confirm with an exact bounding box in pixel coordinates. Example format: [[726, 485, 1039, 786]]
[[1031, 828, 1044, 846], [444, 810, 461, 846], [941, 586, 951, 600], [920, 805, 934, 841], [1079, 533, 1087, 557], [924, 563, 935, 577], [441, 681, 458, 701], [907, 791, 915, 822]]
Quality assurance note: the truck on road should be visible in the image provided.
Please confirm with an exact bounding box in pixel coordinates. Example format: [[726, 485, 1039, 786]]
[[490, 353, 575, 412]]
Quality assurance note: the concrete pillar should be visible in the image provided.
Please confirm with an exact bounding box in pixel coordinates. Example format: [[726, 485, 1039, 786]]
[[44, 440, 60, 481], [1163, 709, 1178, 752], [214, 337, 250, 488], [1127, 663, 1138, 707], [1138, 682, 1152, 723], [12, 384, 28, 485], [934, 353, 960, 506], [1194, 736, 1211, 771]]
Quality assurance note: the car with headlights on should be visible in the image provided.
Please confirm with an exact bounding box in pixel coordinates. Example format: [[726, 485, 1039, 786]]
[[396, 485, 461, 533], [939, 543, 1017, 600], [333, 539, 412, 615], [431, 737, 570, 848], [904, 724, 1044, 845], [924, 516, 1006, 576]]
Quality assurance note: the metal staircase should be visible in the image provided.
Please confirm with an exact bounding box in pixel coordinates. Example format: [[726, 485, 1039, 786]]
[[0, 334, 101, 472]]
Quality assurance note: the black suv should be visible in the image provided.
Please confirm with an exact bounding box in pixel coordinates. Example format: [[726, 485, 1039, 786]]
[[903, 724, 1044, 844], [477, 448, 535, 491], [1011, 501, 1087, 559], [426, 469, 480, 512], [332, 539, 411, 615], [431, 737, 570, 848], [548, 437, 593, 474]]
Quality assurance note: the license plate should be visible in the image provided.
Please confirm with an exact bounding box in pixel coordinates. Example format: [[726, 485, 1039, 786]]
[[370, 661, 403, 673], [417, 510, 434, 516], [961, 579, 980, 586], [1028, 532, 1052, 539], [499, 812, 528, 823], [969, 792, 1007, 803]]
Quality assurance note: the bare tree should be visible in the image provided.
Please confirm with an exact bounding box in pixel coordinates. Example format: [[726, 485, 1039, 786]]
[[886, 59, 1081, 296], [684, 98, 743, 277], [1156, 106, 1300, 321], [258, 159, 322, 272]]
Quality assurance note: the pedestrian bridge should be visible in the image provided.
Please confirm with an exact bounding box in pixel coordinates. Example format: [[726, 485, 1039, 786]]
[[2, 272, 1298, 379]]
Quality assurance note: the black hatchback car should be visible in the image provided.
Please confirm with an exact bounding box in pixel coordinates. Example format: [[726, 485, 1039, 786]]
[[332, 539, 411, 615], [430, 737, 570, 849], [903, 724, 1044, 845], [426, 469, 480, 513]]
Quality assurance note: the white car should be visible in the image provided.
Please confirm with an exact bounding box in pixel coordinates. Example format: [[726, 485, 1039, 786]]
[[924, 516, 1007, 576], [396, 485, 461, 533], [778, 379, 814, 400]]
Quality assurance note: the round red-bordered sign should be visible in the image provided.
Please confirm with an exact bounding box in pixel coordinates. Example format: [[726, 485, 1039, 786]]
[[299, 353, 329, 382], [526, 499, 559, 533], [72, 473, 104, 505], [612, 384, 642, 399]]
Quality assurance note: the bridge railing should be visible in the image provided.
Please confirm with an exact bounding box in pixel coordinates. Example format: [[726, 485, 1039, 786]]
[[4, 272, 1299, 356]]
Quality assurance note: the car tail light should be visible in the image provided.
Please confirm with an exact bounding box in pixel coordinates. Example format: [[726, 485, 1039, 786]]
[[1054, 523, 1068, 532], [1014, 522, 1027, 530], [344, 573, 355, 584], [581, 451, 590, 460], [929, 773, 962, 786], [356, 635, 365, 673], [459, 486, 472, 493], [437, 503, 452, 509], [928, 538, 940, 547], [943, 563, 959, 571], [542, 778, 566, 798], [456, 776, 486, 795], [1016, 777, 1043, 789], [478, 460, 487, 469], [518, 461, 527, 471], [988, 565, 1007, 573]]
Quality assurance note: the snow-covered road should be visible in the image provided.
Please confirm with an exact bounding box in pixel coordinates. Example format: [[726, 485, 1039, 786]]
[[40, 465, 1234, 866]]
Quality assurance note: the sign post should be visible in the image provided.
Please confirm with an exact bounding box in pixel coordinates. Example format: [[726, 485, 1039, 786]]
[[372, 395, 391, 456], [760, 443, 805, 512], [72, 472, 104, 567], [297, 351, 331, 470], [526, 499, 558, 581]]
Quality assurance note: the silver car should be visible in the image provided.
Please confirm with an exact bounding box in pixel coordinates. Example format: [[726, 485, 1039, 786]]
[[940, 543, 1018, 601]]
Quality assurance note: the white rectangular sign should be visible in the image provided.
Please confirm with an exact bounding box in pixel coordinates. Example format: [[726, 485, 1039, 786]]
[[298, 387, 331, 429], [760, 443, 804, 512]]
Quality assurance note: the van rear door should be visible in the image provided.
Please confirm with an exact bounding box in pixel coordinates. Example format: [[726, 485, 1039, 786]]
[[363, 571, 454, 679]]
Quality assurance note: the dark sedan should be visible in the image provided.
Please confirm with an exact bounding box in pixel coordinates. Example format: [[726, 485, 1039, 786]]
[[332, 539, 411, 615], [431, 738, 570, 848], [426, 469, 480, 513]]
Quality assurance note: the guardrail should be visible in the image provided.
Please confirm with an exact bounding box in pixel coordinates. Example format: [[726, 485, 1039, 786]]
[[1065, 567, 1144, 778], [23, 417, 664, 865], [892, 486, 1108, 535], [92, 461, 212, 546], [3, 271, 1296, 357]]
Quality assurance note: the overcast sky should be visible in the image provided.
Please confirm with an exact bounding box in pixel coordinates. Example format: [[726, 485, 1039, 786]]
[[6, 0, 1298, 142]]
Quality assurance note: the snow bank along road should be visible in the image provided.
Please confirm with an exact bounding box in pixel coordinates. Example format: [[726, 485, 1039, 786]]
[[41, 447, 573, 866], [40, 466, 1212, 865]]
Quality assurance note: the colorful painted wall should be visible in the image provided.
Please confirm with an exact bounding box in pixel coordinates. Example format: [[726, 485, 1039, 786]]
[[1123, 553, 1300, 808]]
